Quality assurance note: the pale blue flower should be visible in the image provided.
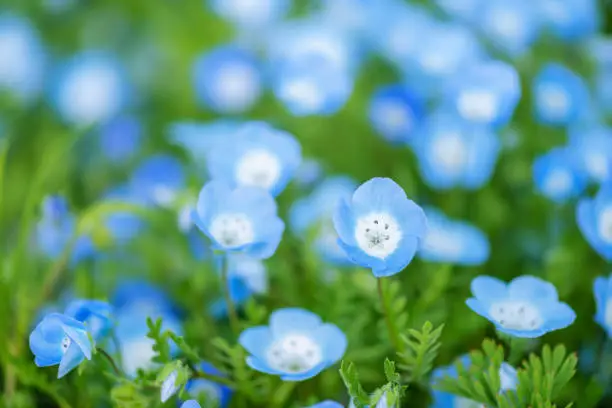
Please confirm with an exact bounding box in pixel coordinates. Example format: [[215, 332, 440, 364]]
[[533, 147, 587, 203], [466, 275, 576, 337], [102, 184, 147, 245], [576, 182, 612, 261], [239, 308, 347, 381], [568, 125, 612, 184], [181, 401, 201, 408], [99, 116, 142, 162], [333, 177, 427, 277], [533, 63, 589, 126], [130, 154, 185, 208], [29, 313, 93, 378], [206, 121, 301, 196], [413, 113, 501, 190], [193, 180, 284, 259], [593, 274, 612, 337], [193, 45, 262, 114], [65, 299, 113, 341], [419, 207, 489, 266], [538, 0, 598, 42], [161, 370, 179, 403], [369, 84, 424, 145], [208, 0, 290, 29], [308, 401, 343, 408], [294, 158, 324, 188], [185, 362, 232, 407]]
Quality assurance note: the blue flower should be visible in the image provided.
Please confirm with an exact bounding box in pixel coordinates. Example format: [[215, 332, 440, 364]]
[[593, 274, 612, 337], [466, 275, 576, 337], [413, 113, 501, 190], [239, 308, 347, 381], [577, 183, 612, 260], [178, 203, 210, 261], [445, 60, 521, 128], [161, 370, 179, 403], [308, 402, 344, 408], [368, 84, 424, 145], [185, 362, 232, 407], [207, 0, 290, 29], [112, 279, 178, 316], [568, 125, 612, 184], [419, 207, 489, 266], [65, 299, 113, 341], [538, 0, 598, 42], [533, 147, 587, 203], [533, 64, 589, 126], [0, 13, 46, 102], [102, 184, 147, 245], [333, 177, 427, 277], [193, 180, 284, 259], [181, 401, 201, 408], [206, 122, 301, 196], [130, 154, 185, 208], [50, 51, 129, 126], [272, 54, 353, 117], [29, 313, 93, 378], [192, 45, 262, 114], [98, 116, 142, 163], [294, 158, 324, 189]]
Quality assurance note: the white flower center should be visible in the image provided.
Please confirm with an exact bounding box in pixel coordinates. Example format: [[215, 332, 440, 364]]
[[457, 89, 499, 123], [604, 299, 612, 329], [121, 338, 156, 377], [423, 228, 463, 258], [586, 153, 610, 182], [431, 132, 468, 175], [215, 63, 260, 112], [235, 148, 281, 190], [354, 212, 402, 259], [542, 168, 571, 197], [491, 9, 522, 40], [152, 185, 176, 207], [489, 301, 543, 331], [61, 336, 71, 354], [281, 78, 324, 112], [374, 101, 412, 137], [266, 334, 322, 373], [597, 206, 612, 244], [538, 84, 569, 118], [209, 213, 255, 248], [419, 51, 448, 74]]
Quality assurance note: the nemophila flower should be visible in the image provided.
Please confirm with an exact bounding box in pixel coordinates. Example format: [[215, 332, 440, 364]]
[[65, 300, 113, 341], [185, 362, 232, 407], [466, 275, 576, 337], [181, 401, 201, 408], [333, 177, 427, 277], [207, 122, 301, 196], [308, 401, 343, 408], [178, 203, 210, 261], [446, 60, 521, 128], [538, 0, 598, 42], [419, 207, 489, 266], [290, 176, 357, 266], [315, 0, 373, 40], [207, 0, 290, 29], [239, 308, 347, 381], [102, 184, 147, 245], [477, 0, 541, 57], [51, 51, 129, 126], [112, 279, 179, 317], [0, 13, 46, 102], [130, 154, 185, 208], [29, 313, 93, 378], [193, 181, 284, 259], [413, 113, 501, 190], [569, 126, 612, 184], [98, 116, 142, 163], [368, 84, 424, 145], [294, 158, 324, 189], [533, 147, 587, 203], [193, 45, 262, 114], [593, 274, 612, 337], [577, 183, 612, 260], [35, 196, 96, 264], [533, 64, 589, 127], [272, 54, 353, 117]]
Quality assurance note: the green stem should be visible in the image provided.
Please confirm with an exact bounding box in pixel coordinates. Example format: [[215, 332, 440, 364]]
[[96, 348, 122, 376], [508, 337, 528, 366], [189, 364, 235, 388], [271, 381, 296, 408], [219, 253, 240, 335], [377, 278, 402, 352]]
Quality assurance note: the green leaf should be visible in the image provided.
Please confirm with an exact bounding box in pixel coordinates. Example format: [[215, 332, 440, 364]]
[[339, 360, 370, 408], [146, 317, 172, 364], [397, 321, 444, 384]]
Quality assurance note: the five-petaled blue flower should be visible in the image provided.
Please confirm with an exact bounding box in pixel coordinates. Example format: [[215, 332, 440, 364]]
[[576, 182, 612, 261], [185, 362, 233, 407], [65, 299, 113, 341], [29, 313, 94, 378], [568, 125, 612, 185], [466, 275, 576, 338], [130, 154, 185, 208], [239, 308, 347, 381], [368, 84, 424, 145], [333, 177, 427, 277], [192, 180, 284, 259], [593, 274, 612, 337], [533, 147, 587, 203], [207, 121, 301, 196]]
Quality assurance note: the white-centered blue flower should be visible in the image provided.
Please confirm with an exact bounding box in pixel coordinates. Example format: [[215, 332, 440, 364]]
[[239, 308, 347, 381], [538, 0, 598, 42], [193, 45, 262, 114], [533, 63, 589, 126], [568, 125, 612, 184], [533, 147, 587, 203], [593, 274, 612, 337], [98, 116, 142, 163], [369, 84, 424, 145], [64, 299, 113, 341], [467, 275, 576, 338], [577, 182, 612, 261], [333, 177, 427, 277], [130, 154, 185, 208], [419, 207, 489, 266], [208, 0, 290, 29], [185, 362, 233, 407], [207, 121, 301, 196], [192, 180, 284, 259], [413, 112, 501, 190], [51, 51, 129, 126]]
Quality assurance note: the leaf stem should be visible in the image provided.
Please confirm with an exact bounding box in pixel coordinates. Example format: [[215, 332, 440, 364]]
[[188, 363, 235, 388], [377, 278, 402, 352], [96, 347, 122, 376]]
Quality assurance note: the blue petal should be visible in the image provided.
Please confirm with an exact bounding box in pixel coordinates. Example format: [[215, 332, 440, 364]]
[[245, 356, 283, 375], [279, 361, 328, 381], [238, 326, 273, 358], [594, 276, 609, 329], [465, 298, 493, 322], [333, 199, 356, 246], [58, 342, 85, 378], [470, 276, 508, 305], [196, 181, 231, 226], [508, 275, 558, 302], [312, 323, 347, 364], [35, 356, 59, 367], [337, 239, 386, 272], [308, 401, 344, 408], [61, 323, 93, 359], [351, 178, 408, 214], [269, 308, 322, 337], [540, 302, 576, 332], [373, 235, 419, 277], [181, 400, 202, 408]]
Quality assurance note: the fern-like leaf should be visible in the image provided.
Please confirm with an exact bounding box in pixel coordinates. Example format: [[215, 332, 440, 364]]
[[398, 321, 443, 385], [339, 360, 370, 408], [146, 317, 172, 364]]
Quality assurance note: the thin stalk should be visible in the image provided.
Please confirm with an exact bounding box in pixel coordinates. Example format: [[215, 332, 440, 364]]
[[96, 348, 122, 376], [217, 253, 240, 335], [377, 278, 402, 352]]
